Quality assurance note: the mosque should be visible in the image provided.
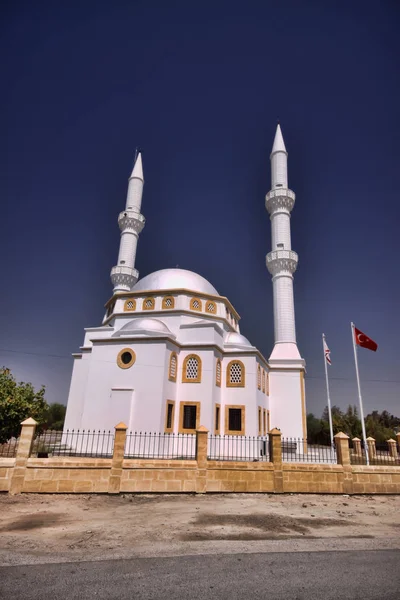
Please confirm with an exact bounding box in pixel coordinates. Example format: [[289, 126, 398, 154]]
[[63, 125, 307, 442]]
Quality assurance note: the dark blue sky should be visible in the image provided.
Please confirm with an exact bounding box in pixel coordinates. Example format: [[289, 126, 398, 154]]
[[1, 1, 399, 417]]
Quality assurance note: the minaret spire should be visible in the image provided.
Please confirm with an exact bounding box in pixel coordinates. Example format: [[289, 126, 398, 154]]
[[110, 152, 146, 293], [265, 124, 301, 360]]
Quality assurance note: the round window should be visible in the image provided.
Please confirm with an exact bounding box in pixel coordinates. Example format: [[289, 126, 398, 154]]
[[117, 348, 136, 369]]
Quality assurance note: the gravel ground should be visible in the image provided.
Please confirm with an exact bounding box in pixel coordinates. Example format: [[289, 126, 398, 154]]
[[0, 493, 399, 566]]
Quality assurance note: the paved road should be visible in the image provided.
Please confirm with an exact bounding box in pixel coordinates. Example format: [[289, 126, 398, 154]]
[[1, 550, 398, 599]]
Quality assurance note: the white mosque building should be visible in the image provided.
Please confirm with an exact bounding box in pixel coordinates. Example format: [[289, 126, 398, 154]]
[[63, 125, 307, 443]]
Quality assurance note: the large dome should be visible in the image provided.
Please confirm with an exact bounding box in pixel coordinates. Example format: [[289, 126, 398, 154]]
[[132, 268, 219, 296]]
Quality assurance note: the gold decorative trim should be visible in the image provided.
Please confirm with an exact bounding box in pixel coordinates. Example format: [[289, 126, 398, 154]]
[[168, 351, 178, 382], [257, 364, 261, 390], [205, 300, 216, 314], [142, 297, 155, 311], [124, 298, 136, 312], [258, 407, 262, 436], [178, 401, 200, 433], [224, 405, 246, 436], [215, 403, 221, 434], [216, 358, 221, 387], [226, 359, 245, 388], [265, 371, 270, 396], [262, 369, 265, 393], [105, 288, 241, 320], [190, 297, 202, 312], [162, 296, 175, 310], [164, 400, 175, 433], [117, 348, 136, 369], [182, 354, 202, 383]]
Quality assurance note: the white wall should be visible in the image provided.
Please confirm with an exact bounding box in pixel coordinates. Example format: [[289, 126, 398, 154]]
[[269, 369, 304, 438]]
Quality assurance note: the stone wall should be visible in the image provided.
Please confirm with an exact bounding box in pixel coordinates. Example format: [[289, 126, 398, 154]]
[[1, 419, 400, 495]]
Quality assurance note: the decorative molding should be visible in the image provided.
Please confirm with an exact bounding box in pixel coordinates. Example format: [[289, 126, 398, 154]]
[[224, 405, 246, 436], [117, 348, 136, 369], [117, 211, 145, 233], [124, 298, 137, 312], [110, 265, 139, 291], [226, 359, 245, 388], [190, 297, 202, 312], [168, 352, 178, 382], [162, 296, 175, 310], [182, 354, 202, 383], [265, 188, 295, 215], [178, 401, 200, 433], [266, 249, 298, 276]]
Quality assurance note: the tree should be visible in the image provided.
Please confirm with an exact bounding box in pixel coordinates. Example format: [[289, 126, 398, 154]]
[[0, 367, 49, 444], [44, 403, 66, 430]]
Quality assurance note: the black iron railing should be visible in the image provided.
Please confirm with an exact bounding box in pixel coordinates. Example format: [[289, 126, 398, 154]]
[[124, 432, 196, 459], [0, 438, 19, 458], [31, 430, 114, 458], [208, 435, 270, 461], [282, 438, 337, 463]]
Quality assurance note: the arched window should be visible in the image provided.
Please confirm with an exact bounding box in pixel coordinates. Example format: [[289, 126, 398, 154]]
[[216, 359, 221, 387], [162, 296, 175, 309], [142, 297, 155, 310], [190, 297, 202, 312], [168, 352, 178, 382], [265, 371, 269, 395], [262, 369, 265, 393], [182, 354, 202, 383], [124, 298, 136, 312], [226, 360, 245, 388], [205, 300, 216, 314], [257, 364, 261, 390]]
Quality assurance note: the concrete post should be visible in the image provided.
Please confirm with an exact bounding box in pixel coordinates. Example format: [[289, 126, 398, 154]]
[[352, 437, 362, 458], [269, 428, 283, 493], [108, 422, 127, 494], [195, 426, 209, 494], [387, 439, 398, 460], [334, 432, 353, 494], [9, 417, 37, 495], [366, 437, 377, 460]]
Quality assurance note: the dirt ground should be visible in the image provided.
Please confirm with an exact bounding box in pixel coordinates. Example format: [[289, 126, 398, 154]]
[[1, 493, 399, 566]]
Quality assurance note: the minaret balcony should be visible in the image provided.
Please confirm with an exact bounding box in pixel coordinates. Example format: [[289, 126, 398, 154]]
[[118, 211, 146, 233], [110, 265, 139, 290], [266, 249, 298, 276], [265, 188, 295, 215]]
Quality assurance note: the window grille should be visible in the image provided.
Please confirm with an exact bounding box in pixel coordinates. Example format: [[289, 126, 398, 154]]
[[257, 365, 261, 390], [169, 353, 177, 381], [216, 359, 221, 386], [229, 362, 243, 384], [162, 296, 175, 309], [144, 298, 154, 309], [262, 370, 265, 393], [185, 357, 199, 380], [190, 298, 202, 311], [228, 408, 242, 432], [206, 301, 216, 313], [124, 299, 136, 311]]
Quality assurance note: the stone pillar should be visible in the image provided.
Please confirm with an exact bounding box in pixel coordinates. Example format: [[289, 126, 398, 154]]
[[195, 426, 209, 494], [269, 428, 283, 493], [334, 432, 353, 494], [352, 437, 362, 458], [366, 437, 377, 460], [9, 417, 37, 495], [387, 439, 398, 460], [108, 422, 127, 494]]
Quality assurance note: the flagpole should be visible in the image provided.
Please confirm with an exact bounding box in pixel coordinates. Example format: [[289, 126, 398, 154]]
[[322, 334, 334, 449], [351, 322, 369, 466]]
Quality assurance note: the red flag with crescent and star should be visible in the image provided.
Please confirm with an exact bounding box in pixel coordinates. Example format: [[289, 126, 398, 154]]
[[354, 327, 378, 352]]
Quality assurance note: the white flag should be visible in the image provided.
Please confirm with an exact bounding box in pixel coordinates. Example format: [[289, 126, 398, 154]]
[[323, 336, 331, 365]]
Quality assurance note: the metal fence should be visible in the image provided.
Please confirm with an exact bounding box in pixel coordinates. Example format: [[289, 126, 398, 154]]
[[124, 432, 196, 459], [282, 438, 337, 463], [208, 435, 270, 461], [350, 441, 400, 466], [0, 438, 19, 458], [31, 429, 114, 458]]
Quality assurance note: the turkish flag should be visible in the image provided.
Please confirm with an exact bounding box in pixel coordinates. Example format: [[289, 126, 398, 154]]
[[354, 327, 378, 352]]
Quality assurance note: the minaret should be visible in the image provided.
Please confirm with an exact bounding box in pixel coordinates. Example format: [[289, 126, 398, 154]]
[[110, 152, 146, 292], [266, 124, 301, 361]]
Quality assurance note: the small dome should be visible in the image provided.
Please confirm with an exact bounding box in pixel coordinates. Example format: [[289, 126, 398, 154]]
[[225, 332, 253, 348], [132, 268, 219, 296], [113, 318, 174, 337]]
